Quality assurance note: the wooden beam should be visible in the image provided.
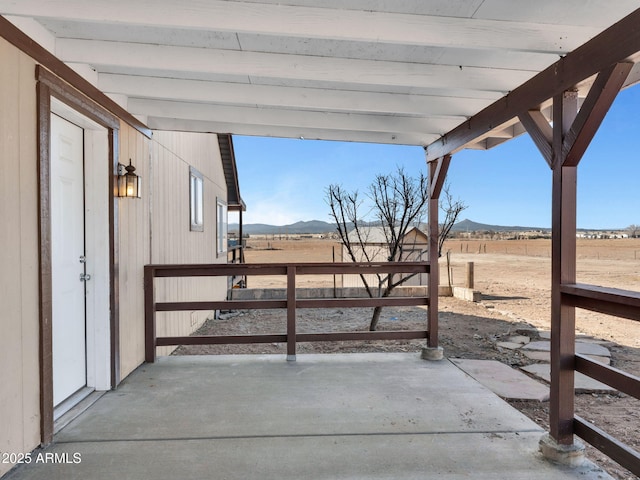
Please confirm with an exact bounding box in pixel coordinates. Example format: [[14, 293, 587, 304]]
[[425, 7, 640, 161], [0, 15, 151, 138], [37, 66, 119, 129], [575, 354, 640, 399], [36, 81, 54, 446], [518, 110, 553, 167], [128, 98, 464, 137], [109, 128, 120, 387], [296, 297, 429, 309], [148, 261, 429, 277], [286, 266, 296, 359], [561, 283, 640, 322], [426, 155, 449, 348], [296, 331, 428, 343], [429, 155, 452, 199], [144, 266, 156, 363], [1, 0, 600, 53], [549, 90, 579, 445], [156, 334, 287, 346], [154, 330, 429, 346], [100, 73, 494, 118], [147, 117, 436, 146], [574, 416, 640, 477], [562, 62, 633, 167], [57, 38, 532, 93]]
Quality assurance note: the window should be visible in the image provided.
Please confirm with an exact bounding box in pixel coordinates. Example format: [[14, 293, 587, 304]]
[[217, 198, 228, 255], [189, 167, 204, 231]]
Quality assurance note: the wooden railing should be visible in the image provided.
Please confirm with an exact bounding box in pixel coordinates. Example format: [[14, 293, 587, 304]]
[[226, 244, 246, 287], [144, 261, 430, 362], [227, 244, 244, 264], [559, 283, 640, 476]]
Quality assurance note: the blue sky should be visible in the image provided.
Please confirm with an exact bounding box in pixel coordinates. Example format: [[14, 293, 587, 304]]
[[232, 86, 640, 230]]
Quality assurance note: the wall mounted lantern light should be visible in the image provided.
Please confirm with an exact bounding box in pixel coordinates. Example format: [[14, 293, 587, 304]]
[[117, 159, 141, 198]]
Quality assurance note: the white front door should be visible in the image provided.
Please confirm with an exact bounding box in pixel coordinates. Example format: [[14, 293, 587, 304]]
[[51, 114, 87, 406]]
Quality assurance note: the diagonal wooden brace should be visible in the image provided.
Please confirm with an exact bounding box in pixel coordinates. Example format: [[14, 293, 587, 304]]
[[562, 62, 633, 167]]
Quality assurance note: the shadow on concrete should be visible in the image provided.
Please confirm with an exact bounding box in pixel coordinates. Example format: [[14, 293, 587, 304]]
[[4, 353, 612, 480]]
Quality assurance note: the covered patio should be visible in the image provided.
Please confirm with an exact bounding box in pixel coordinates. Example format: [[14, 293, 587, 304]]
[[1, 1, 640, 478], [4, 353, 611, 480]]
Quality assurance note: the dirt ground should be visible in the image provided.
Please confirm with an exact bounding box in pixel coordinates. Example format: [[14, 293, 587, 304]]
[[175, 237, 640, 479]]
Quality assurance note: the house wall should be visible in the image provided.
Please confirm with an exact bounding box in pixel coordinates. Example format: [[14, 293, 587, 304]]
[[0, 37, 231, 477], [150, 130, 228, 357], [0, 38, 40, 478], [114, 129, 231, 375], [117, 123, 152, 379]]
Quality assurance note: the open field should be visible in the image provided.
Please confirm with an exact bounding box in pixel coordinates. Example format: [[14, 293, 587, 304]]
[[180, 237, 640, 479], [442, 239, 640, 350], [243, 237, 640, 348]]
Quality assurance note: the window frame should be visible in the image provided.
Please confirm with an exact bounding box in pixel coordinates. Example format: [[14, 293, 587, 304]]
[[216, 197, 228, 256], [189, 166, 204, 232]]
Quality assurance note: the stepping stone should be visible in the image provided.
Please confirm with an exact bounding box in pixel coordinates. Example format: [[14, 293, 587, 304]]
[[521, 341, 552, 352], [451, 358, 549, 402], [521, 341, 611, 357], [539, 331, 551, 339], [506, 335, 530, 344], [520, 364, 616, 394], [575, 342, 611, 357], [522, 350, 611, 365], [496, 341, 524, 350], [522, 350, 551, 362], [584, 355, 611, 365], [576, 338, 617, 348]]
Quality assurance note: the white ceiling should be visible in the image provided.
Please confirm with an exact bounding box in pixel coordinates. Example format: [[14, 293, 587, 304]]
[[3, 0, 640, 147]]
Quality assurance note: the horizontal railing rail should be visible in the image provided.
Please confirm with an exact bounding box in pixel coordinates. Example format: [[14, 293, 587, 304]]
[[561, 283, 640, 322], [156, 331, 429, 348], [560, 282, 640, 476], [145, 261, 430, 363], [574, 416, 640, 475], [574, 354, 640, 400]]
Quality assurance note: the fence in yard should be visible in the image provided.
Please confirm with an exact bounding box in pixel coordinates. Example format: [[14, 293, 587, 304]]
[[144, 261, 431, 362]]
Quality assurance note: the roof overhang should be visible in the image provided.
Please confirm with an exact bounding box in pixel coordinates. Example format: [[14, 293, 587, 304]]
[[425, 8, 640, 161], [2, 1, 640, 149], [217, 134, 246, 212]]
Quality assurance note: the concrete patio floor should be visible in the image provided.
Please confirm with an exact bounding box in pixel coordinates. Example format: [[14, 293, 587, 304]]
[[5, 353, 612, 480]]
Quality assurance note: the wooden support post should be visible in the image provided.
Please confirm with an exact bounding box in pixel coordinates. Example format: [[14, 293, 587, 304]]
[[427, 190, 439, 347], [287, 265, 296, 361], [517, 62, 630, 451], [466, 262, 474, 289], [144, 265, 157, 363], [238, 208, 243, 247], [422, 155, 450, 360], [550, 90, 579, 445]]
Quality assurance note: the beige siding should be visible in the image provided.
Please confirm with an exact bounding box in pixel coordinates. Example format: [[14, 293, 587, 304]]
[[150, 131, 227, 356], [0, 39, 40, 477], [0, 41, 232, 475], [117, 123, 152, 379]]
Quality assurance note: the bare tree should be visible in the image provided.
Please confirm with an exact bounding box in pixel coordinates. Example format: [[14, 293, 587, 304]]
[[438, 183, 468, 257], [627, 224, 639, 238], [327, 167, 429, 331]]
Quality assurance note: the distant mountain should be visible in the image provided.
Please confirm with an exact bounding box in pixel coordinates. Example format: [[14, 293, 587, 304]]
[[229, 220, 338, 235], [229, 218, 554, 235], [450, 219, 550, 233], [230, 218, 625, 236]]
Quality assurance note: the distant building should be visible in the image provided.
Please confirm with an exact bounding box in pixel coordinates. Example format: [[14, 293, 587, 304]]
[[342, 226, 428, 287]]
